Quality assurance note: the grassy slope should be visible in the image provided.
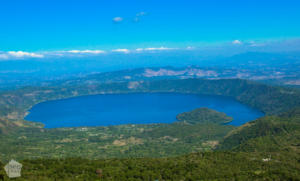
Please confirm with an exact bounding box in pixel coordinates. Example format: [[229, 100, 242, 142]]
[[0, 118, 40, 134]]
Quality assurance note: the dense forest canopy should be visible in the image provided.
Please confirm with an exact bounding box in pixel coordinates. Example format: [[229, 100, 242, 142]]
[[176, 107, 233, 124], [0, 108, 299, 180]]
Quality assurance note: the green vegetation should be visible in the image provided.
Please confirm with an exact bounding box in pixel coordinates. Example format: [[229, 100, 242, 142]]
[[0, 108, 299, 180], [0, 161, 4, 180], [1, 77, 300, 180], [0, 150, 299, 180], [217, 107, 300, 152], [0, 108, 233, 161], [0, 118, 41, 134], [176, 107, 233, 124], [0, 118, 17, 134]]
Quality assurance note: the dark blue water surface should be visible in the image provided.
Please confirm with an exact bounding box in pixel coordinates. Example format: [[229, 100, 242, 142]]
[[25, 93, 264, 128]]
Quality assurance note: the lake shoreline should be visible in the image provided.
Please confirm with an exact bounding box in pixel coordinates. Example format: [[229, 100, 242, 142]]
[[25, 92, 264, 128]]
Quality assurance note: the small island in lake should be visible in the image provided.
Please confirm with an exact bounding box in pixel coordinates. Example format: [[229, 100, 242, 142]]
[[176, 107, 233, 124]]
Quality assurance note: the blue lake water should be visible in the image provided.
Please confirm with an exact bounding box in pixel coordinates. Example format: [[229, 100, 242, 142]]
[[25, 93, 264, 128]]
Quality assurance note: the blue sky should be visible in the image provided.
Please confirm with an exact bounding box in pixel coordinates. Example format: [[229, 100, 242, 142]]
[[0, 0, 300, 53]]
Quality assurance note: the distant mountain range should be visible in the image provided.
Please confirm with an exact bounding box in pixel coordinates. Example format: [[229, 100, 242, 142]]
[[0, 51, 299, 89]]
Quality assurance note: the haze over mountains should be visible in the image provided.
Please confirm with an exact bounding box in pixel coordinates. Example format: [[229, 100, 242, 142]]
[[0, 51, 299, 89]]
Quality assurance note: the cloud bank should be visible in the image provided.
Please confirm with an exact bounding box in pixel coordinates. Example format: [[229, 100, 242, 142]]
[[1, 39, 298, 60], [65, 50, 106, 54], [0, 47, 177, 60], [136, 47, 176, 52], [0, 51, 44, 60], [8, 51, 44, 58], [112, 49, 130, 53]]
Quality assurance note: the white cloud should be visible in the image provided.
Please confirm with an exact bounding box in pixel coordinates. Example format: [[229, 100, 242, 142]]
[[112, 49, 130, 53], [136, 47, 176, 52], [66, 50, 106, 54], [0, 46, 186, 60], [135, 48, 144, 51], [186, 46, 195, 50], [146, 47, 172, 51], [0, 49, 106, 60], [113, 17, 123, 23], [232, 40, 242, 45], [7, 51, 44, 58]]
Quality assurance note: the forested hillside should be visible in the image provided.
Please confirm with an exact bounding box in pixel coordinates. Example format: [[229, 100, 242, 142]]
[[1, 79, 300, 180], [0, 108, 299, 180], [1, 108, 299, 180], [217, 108, 300, 152], [176, 107, 233, 124], [0, 152, 294, 180], [0, 108, 234, 161]]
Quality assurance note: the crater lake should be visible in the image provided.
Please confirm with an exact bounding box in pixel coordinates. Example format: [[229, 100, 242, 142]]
[[25, 93, 264, 128]]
